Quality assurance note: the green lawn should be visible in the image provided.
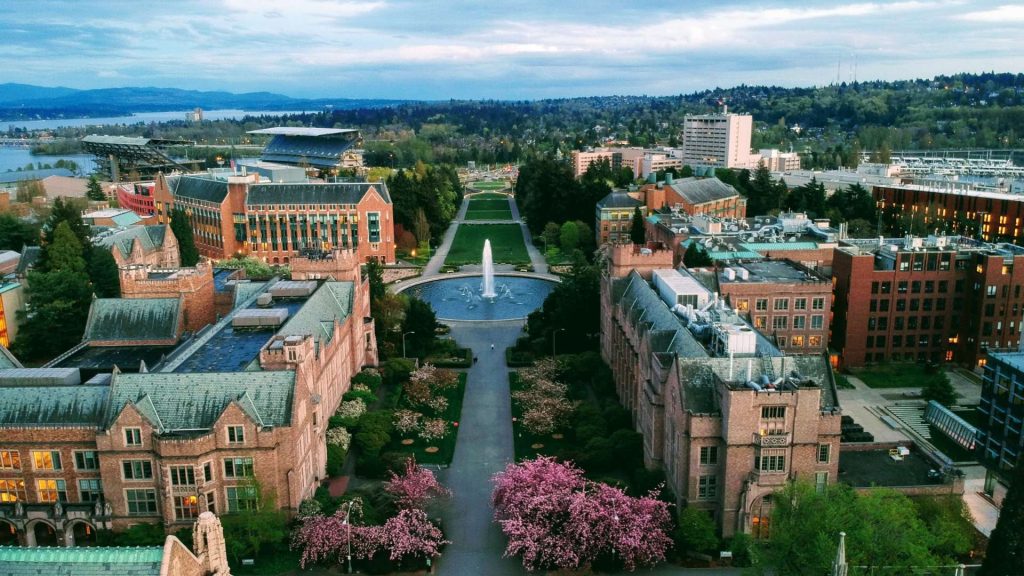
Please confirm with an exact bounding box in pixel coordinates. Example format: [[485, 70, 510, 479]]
[[445, 223, 530, 265], [386, 373, 467, 465], [464, 197, 513, 221], [469, 180, 509, 191], [849, 363, 942, 389]]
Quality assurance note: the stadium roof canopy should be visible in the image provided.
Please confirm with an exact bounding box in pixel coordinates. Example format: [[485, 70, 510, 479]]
[[247, 127, 358, 137]]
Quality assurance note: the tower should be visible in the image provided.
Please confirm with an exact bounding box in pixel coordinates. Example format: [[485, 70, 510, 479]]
[[192, 511, 231, 575]]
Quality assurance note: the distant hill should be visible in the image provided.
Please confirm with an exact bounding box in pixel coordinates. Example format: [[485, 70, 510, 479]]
[[0, 83, 413, 121]]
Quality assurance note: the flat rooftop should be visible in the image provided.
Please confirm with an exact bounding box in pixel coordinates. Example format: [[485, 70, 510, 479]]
[[838, 448, 947, 488], [989, 351, 1024, 373], [720, 260, 825, 284], [55, 345, 177, 374]]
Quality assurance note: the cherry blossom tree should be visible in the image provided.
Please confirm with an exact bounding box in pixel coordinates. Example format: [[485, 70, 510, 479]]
[[385, 458, 451, 510], [378, 508, 449, 561], [492, 456, 673, 572]]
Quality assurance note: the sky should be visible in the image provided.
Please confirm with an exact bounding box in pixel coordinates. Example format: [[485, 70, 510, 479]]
[[1, 0, 1023, 100]]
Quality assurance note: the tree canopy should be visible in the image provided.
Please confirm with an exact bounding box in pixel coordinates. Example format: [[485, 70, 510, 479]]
[[170, 208, 200, 266], [981, 466, 1024, 575]]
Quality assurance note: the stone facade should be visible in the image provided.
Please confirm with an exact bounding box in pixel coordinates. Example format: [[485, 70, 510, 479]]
[[600, 244, 841, 537], [119, 262, 217, 333]]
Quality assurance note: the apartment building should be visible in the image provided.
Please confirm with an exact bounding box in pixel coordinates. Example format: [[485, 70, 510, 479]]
[[681, 113, 756, 169]]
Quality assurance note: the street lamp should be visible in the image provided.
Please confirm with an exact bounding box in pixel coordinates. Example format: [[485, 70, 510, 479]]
[[402, 331, 416, 358], [342, 500, 354, 574], [552, 328, 566, 358]]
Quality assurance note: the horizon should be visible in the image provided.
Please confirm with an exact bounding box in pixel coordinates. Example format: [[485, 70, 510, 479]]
[[1, 1, 1022, 100]]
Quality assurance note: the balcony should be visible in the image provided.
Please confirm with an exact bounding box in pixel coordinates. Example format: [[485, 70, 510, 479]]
[[753, 432, 791, 447]]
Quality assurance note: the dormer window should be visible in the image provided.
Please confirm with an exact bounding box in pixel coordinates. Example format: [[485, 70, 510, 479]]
[[227, 426, 245, 444], [125, 428, 142, 447]]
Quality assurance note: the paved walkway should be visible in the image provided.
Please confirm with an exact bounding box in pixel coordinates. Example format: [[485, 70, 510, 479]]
[[508, 197, 548, 274], [420, 199, 470, 277], [436, 321, 526, 576]]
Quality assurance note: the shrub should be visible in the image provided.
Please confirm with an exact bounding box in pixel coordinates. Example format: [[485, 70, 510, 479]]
[[326, 444, 347, 477], [729, 533, 754, 567], [393, 409, 422, 434], [675, 507, 719, 556], [343, 388, 377, 405], [578, 436, 616, 473], [327, 427, 351, 451], [297, 498, 323, 520], [419, 418, 448, 442], [357, 411, 395, 436], [352, 370, 383, 391], [609, 429, 644, 469], [354, 430, 391, 457], [382, 358, 416, 386], [336, 399, 367, 420]]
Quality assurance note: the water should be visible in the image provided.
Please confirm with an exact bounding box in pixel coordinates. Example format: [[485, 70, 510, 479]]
[[0, 148, 96, 174], [403, 276, 556, 321], [3, 109, 308, 132], [481, 239, 496, 298]]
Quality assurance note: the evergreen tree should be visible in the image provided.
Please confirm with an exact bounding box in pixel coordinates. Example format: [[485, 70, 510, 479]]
[[47, 222, 86, 274], [88, 246, 120, 298], [402, 297, 438, 357], [40, 197, 90, 270], [980, 466, 1024, 575], [630, 206, 646, 244], [559, 221, 580, 252], [683, 242, 712, 268], [86, 175, 106, 201], [170, 208, 199, 266], [0, 213, 39, 251]]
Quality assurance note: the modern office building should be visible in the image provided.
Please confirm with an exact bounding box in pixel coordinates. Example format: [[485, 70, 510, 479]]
[[681, 113, 756, 169], [601, 244, 841, 537], [874, 183, 1024, 242], [977, 351, 1024, 472], [831, 235, 1024, 368]]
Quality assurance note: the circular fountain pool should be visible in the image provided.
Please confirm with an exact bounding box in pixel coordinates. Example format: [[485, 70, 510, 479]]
[[401, 275, 557, 321]]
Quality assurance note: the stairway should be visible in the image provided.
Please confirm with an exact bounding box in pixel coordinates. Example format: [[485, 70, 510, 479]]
[[886, 404, 932, 439]]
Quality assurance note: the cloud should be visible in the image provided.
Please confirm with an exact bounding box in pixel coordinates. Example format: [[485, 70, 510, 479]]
[[958, 4, 1024, 21]]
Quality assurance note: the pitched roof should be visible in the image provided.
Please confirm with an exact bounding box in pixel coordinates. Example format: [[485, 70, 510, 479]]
[[0, 545, 163, 576], [0, 345, 23, 369], [15, 245, 41, 275], [105, 372, 295, 432], [0, 385, 108, 427], [668, 177, 741, 205], [83, 298, 181, 342], [93, 225, 169, 259], [276, 282, 353, 347], [168, 175, 229, 203], [246, 182, 390, 206], [597, 190, 643, 210], [0, 168, 74, 184]]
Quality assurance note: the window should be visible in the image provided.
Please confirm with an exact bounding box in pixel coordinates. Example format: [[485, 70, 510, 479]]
[[898, 281, 908, 294], [205, 492, 217, 514], [879, 300, 889, 312], [36, 479, 67, 503], [761, 406, 786, 419], [698, 475, 717, 499], [754, 316, 767, 329], [226, 486, 258, 512], [755, 298, 768, 311], [124, 428, 142, 447], [773, 317, 788, 330], [0, 479, 26, 502], [818, 444, 831, 463], [74, 451, 99, 471], [126, 489, 158, 516], [699, 446, 718, 466], [78, 479, 103, 502], [774, 298, 789, 311], [175, 495, 200, 520], [203, 462, 213, 483], [223, 457, 254, 479], [0, 450, 20, 470], [794, 298, 807, 310], [32, 450, 61, 470], [777, 337, 787, 347], [227, 426, 245, 444], [793, 316, 806, 330], [815, 471, 828, 494], [871, 282, 879, 294], [808, 335, 822, 347], [811, 315, 824, 330], [122, 460, 153, 480], [170, 466, 196, 486], [987, 285, 997, 297], [758, 451, 786, 473], [911, 281, 921, 294], [880, 282, 891, 294], [791, 335, 805, 347], [896, 299, 906, 312]]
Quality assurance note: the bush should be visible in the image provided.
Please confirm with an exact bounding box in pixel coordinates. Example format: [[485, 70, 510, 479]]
[[609, 429, 644, 469], [675, 507, 719, 556], [354, 430, 391, 457], [382, 358, 416, 386], [579, 437, 616, 473], [630, 467, 667, 496], [506, 347, 535, 367], [326, 444, 347, 477], [357, 410, 395, 436], [729, 533, 754, 567], [343, 388, 378, 405], [108, 523, 165, 546], [352, 370, 383, 391]]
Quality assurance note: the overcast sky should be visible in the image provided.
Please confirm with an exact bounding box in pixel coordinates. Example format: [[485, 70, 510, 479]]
[[2, 1, 1022, 100]]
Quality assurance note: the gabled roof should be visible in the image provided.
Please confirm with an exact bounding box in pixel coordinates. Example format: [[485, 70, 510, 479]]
[[168, 175, 229, 204], [246, 182, 390, 206], [105, 372, 295, 432], [597, 190, 643, 210], [276, 282, 353, 347], [93, 225, 170, 259], [0, 545, 164, 576], [83, 298, 181, 342], [668, 177, 741, 205], [0, 385, 108, 427]]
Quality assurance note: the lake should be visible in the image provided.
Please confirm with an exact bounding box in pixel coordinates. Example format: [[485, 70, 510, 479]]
[[0, 148, 96, 174], [3, 109, 308, 131]]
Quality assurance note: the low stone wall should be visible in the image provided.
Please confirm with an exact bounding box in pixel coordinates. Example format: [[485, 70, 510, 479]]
[[383, 267, 421, 284]]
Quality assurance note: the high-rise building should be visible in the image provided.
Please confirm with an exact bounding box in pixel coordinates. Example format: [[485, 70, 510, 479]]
[[681, 113, 756, 169], [977, 351, 1024, 471]]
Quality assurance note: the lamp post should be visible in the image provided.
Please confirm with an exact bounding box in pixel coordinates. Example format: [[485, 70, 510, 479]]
[[342, 501, 354, 574], [403, 331, 416, 358], [552, 328, 566, 358]]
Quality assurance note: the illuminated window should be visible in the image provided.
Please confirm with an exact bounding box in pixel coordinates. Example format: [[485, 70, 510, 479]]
[[36, 479, 67, 503], [32, 451, 61, 470], [0, 479, 26, 502], [0, 450, 20, 470], [175, 495, 200, 520]]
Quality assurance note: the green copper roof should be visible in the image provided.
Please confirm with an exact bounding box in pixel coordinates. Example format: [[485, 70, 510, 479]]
[[106, 372, 295, 431], [277, 282, 353, 346], [709, 250, 763, 260], [83, 298, 181, 342], [233, 281, 269, 309], [0, 386, 108, 427], [110, 211, 143, 227], [0, 345, 21, 369], [247, 182, 389, 206], [740, 241, 821, 252], [94, 225, 169, 259], [0, 545, 163, 575]]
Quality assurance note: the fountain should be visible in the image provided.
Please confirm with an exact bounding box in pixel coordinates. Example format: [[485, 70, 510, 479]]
[[481, 239, 497, 298]]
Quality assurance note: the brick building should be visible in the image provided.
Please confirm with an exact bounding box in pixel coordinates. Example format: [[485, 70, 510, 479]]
[[639, 176, 746, 220], [152, 172, 395, 264], [874, 183, 1024, 242], [93, 224, 179, 268], [595, 190, 644, 245], [831, 235, 1024, 368], [601, 244, 841, 537], [977, 351, 1024, 472], [118, 261, 216, 333], [0, 249, 377, 540], [703, 260, 831, 354], [114, 181, 157, 218]]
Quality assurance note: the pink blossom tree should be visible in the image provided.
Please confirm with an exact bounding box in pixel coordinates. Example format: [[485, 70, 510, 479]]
[[292, 507, 381, 569], [378, 508, 450, 561], [492, 456, 673, 572], [385, 458, 451, 510]]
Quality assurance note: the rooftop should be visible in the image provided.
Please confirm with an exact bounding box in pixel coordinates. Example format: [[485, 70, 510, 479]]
[[667, 177, 742, 205], [83, 298, 181, 342], [988, 351, 1024, 373], [0, 385, 107, 427], [719, 260, 827, 284], [92, 225, 169, 259], [0, 168, 74, 184], [597, 189, 643, 210], [0, 545, 164, 576], [839, 447, 949, 488], [247, 181, 390, 206]]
